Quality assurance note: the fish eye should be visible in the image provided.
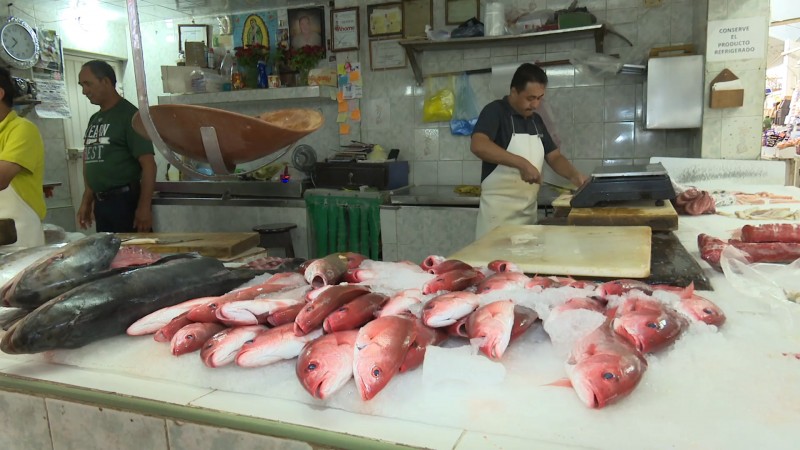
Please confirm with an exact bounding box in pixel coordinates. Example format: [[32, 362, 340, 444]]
[[646, 322, 658, 329], [307, 362, 317, 371], [337, 307, 347, 312], [602, 372, 615, 380], [306, 306, 313, 311], [372, 367, 381, 378], [209, 303, 218, 310], [185, 334, 194, 340], [702, 308, 713, 314], [244, 339, 254, 344]]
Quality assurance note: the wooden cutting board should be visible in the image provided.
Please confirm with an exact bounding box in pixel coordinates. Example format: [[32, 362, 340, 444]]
[[449, 225, 652, 278], [116, 232, 260, 258], [552, 194, 679, 231]]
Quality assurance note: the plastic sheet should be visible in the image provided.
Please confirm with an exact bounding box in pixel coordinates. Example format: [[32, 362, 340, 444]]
[[450, 73, 480, 136], [422, 77, 455, 123], [721, 245, 800, 306]]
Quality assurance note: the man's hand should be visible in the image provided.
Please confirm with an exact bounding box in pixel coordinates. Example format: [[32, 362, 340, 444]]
[[133, 206, 153, 232], [516, 157, 541, 184], [571, 173, 589, 188], [77, 197, 94, 229]]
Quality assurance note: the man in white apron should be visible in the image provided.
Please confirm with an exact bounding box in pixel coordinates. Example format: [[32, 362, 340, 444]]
[[0, 67, 46, 249], [472, 63, 587, 239]]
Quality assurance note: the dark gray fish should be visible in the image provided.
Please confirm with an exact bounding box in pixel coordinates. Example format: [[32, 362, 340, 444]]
[[0, 255, 256, 354], [1, 233, 121, 309], [0, 243, 68, 290], [0, 307, 28, 331]]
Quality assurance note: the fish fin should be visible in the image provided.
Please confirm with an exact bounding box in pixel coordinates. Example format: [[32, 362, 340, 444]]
[[685, 282, 695, 298], [545, 378, 573, 388]]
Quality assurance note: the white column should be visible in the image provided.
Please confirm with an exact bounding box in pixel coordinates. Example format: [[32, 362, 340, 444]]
[[700, 0, 771, 159]]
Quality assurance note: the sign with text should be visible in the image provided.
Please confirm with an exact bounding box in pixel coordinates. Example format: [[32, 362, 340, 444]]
[[707, 17, 766, 61]]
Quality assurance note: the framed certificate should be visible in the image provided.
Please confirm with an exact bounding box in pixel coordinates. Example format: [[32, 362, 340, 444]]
[[403, 0, 433, 39], [178, 24, 210, 52], [369, 38, 407, 70], [331, 7, 360, 51], [367, 3, 404, 37], [445, 0, 479, 25]]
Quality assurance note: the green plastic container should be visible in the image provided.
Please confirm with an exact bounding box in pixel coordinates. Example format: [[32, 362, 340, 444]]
[[558, 12, 594, 29], [305, 194, 382, 260]]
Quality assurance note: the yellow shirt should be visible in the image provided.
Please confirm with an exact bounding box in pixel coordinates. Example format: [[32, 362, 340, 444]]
[[0, 110, 46, 219]]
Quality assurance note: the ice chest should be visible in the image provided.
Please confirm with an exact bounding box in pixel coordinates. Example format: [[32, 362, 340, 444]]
[[313, 161, 409, 190]]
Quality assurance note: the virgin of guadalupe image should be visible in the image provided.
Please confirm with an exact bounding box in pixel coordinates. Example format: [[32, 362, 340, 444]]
[[243, 15, 269, 47]]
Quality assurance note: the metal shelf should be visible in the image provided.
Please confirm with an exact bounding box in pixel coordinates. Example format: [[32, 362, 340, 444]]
[[158, 85, 338, 106], [399, 24, 611, 85]]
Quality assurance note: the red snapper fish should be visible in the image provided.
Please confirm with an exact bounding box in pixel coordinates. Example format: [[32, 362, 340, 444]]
[[422, 291, 480, 327], [200, 325, 267, 368], [466, 299, 515, 360], [294, 285, 371, 336], [353, 315, 416, 401], [422, 269, 483, 295], [426, 259, 473, 275], [126, 296, 211, 336], [236, 323, 323, 368], [487, 260, 522, 273], [510, 305, 539, 341], [303, 254, 348, 287], [170, 322, 226, 356], [565, 323, 648, 408], [153, 311, 194, 343], [215, 285, 310, 326], [420, 255, 446, 272], [476, 272, 530, 293], [323, 293, 389, 333], [595, 279, 653, 299], [611, 295, 687, 353], [399, 319, 447, 373], [296, 330, 359, 399], [266, 303, 305, 327], [652, 283, 726, 327], [377, 289, 423, 317]]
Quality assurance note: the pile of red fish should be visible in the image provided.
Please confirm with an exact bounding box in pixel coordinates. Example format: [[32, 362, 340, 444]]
[[126, 253, 725, 408], [699, 223, 800, 269]]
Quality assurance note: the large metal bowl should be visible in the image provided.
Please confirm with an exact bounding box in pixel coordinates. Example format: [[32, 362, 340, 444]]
[[131, 105, 324, 167]]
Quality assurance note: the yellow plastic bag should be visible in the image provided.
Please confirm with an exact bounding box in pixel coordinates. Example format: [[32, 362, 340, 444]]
[[422, 76, 455, 123]]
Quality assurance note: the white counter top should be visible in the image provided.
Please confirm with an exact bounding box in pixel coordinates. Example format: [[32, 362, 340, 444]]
[[2, 185, 799, 450]]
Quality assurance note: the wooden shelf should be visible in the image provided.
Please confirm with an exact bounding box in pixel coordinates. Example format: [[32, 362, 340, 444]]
[[399, 24, 609, 85], [157, 85, 338, 106]]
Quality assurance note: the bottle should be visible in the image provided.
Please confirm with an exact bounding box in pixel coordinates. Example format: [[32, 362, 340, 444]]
[[231, 62, 244, 90], [219, 50, 234, 91], [280, 164, 291, 183], [190, 69, 206, 93], [257, 61, 268, 89], [206, 47, 215, 69], [177, 51, 186, 66]]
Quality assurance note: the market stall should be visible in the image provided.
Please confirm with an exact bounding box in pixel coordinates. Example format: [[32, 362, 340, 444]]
[[1, 177, 798, 450]]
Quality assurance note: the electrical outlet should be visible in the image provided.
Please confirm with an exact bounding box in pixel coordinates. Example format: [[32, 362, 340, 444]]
[[644, 0, 663, 6]]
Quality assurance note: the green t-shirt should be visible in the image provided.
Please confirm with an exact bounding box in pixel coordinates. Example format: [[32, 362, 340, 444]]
[[83, 99, 153, 193]]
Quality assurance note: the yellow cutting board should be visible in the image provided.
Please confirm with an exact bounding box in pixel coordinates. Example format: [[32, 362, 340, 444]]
[[116, 232, 260, 258], [448, 225, 652, 278], [552, 194, 679, 231]]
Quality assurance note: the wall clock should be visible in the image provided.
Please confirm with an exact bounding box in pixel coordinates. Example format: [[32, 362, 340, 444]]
[[0, 16, 40, 70]]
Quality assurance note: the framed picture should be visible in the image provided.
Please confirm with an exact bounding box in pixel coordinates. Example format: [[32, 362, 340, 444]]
[[288, 7, 326, 51], [402, 0, 432, 39], [367, 3, 404, 37], [331, 7, 359, 51], [178, 24, 210, 52], [369, 38, 407, 70], [445, 0, 479, 25]]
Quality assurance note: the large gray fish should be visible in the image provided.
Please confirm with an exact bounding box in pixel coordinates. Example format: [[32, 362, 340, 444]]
[[0, 255, 256, 354], [0, 243, 67, 291], [1, 234, 122, 309]]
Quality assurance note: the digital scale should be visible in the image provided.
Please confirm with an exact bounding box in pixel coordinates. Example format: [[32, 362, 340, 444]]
[[570, 162, 676, 208]]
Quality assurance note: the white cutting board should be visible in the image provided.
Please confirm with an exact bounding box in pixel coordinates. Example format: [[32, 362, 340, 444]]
[[448, 224, 652, 278]]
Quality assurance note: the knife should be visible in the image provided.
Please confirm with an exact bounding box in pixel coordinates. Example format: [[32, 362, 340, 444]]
[[121, 238, 202, 245], [543, 181, 576, 193]]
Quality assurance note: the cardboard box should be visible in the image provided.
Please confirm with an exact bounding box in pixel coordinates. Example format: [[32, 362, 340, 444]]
[[709, 68, 744, 109]]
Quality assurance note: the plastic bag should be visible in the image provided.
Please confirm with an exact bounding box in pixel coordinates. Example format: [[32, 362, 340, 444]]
[[422, 76, 455, 123], [450, 18, 484, 38], [450, 73, 480, 136]]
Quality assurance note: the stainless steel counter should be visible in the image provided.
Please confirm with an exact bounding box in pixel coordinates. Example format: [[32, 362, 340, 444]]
[[152, 196, 306, 208]]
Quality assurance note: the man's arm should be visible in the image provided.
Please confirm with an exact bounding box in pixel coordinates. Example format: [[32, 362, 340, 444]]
[[545, 149, 588, 187], [77, 156, 95, 229], [133, 154, 156, 232], [471, 133, 540, 184], [0, 160, 22, 191]]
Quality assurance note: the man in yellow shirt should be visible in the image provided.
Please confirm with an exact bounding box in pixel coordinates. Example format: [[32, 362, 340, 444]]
[[0, 67, 46, 248]]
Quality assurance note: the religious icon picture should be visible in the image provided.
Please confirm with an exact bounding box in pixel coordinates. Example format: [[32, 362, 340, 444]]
[[242, 14, 269, 47], [288, 7, 326, 51]]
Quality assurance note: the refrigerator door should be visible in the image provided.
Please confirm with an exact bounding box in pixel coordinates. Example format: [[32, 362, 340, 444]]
[[645, 55, 704, 129]]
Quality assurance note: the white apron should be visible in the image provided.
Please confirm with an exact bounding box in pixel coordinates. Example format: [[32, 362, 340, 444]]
[[0, 185, 44, 249], [475, 115, 545, 239]]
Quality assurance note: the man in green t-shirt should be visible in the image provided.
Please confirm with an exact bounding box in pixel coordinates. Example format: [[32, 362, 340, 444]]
[[76, 60, 155, 233], [0, 67, 46, 248]]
